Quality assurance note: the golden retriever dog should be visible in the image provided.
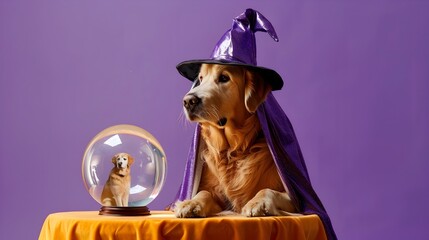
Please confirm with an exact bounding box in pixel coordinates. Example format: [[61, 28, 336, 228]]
[[175, 64, 298, 217], [101, 153, 134, 207]]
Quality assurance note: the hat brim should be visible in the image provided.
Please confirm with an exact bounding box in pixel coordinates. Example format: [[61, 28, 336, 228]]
[[176, 59, 284, 91]]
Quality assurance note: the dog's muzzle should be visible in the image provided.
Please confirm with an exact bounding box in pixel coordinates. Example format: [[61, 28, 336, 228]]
[[183, 94, 228, 127], [183, 94, 201, 113], [117, 161, 127, 169]]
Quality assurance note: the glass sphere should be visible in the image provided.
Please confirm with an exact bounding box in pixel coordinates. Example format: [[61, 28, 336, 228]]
[[82, 124, 167, 207]]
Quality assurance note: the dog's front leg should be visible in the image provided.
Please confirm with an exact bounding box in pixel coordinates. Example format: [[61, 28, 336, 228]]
[[242, 189, 299, 217], [123, 193, 129, 207], [113, 194, 123, 207], [174, 190, 222, 218]]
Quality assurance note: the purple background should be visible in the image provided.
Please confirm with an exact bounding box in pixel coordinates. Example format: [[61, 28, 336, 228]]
[[1, 1, 428, 239]]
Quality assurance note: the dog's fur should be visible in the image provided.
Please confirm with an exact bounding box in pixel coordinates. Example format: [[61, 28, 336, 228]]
[[101, 153, 134, 207], [175, 64, 298, 217]]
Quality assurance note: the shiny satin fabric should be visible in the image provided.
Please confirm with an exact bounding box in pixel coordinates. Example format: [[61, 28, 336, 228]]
[[211, 9, 278, 66], [176, 8, 284, 91], [39, 211, 327, 240]]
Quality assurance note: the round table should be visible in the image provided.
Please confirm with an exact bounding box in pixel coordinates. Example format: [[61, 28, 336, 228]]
[[38, 211, 327, 240]]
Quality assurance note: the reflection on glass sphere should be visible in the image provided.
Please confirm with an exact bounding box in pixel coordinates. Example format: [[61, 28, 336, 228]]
[[82, 124, 167, 208]]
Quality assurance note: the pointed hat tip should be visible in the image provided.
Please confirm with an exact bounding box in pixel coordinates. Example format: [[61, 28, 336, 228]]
[[242, 8, 279, 42]]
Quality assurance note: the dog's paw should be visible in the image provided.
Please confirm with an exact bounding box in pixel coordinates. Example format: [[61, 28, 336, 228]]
[[241, 190, 279, 217], [242, 199, 278, 217], [174, 200, 207, 218]]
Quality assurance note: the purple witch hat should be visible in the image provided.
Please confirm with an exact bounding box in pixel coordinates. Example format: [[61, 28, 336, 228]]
[[177, 8, 284, 90]]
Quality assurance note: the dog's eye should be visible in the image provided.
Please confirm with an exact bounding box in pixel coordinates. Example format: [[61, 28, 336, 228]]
[[218, 74, 230, 83]]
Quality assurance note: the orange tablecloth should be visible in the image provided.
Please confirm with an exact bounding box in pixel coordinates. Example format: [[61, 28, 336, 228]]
[[38, 211, 327, 240]]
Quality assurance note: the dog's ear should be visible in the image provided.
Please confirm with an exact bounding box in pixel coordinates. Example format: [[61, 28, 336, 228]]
[[244, 70, 272, 113], [112, 155, 118, 164], [127, 154, 134, 166]]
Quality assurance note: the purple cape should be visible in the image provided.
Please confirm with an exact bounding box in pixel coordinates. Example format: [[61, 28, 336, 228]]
[[174, 93, 337, 240]]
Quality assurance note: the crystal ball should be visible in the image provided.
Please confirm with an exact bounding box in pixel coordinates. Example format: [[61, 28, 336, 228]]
[[82, 124, 167, 207]]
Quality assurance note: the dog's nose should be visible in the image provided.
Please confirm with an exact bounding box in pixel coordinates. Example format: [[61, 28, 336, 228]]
[[183, 94, 201, 111]]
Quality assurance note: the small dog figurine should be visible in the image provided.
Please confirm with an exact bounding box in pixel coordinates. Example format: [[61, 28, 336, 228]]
[[101, 153, 134, 207]]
